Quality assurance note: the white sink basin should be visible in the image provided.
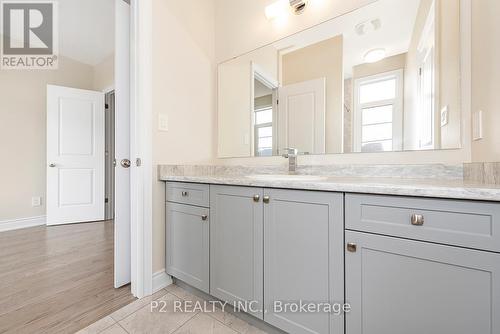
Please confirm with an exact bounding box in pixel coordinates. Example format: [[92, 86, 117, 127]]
[[246, 174, 328, 182]]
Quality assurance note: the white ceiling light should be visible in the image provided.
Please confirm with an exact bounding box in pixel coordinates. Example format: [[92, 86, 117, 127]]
[[265, 0, 308, 20], [364, 48, 386, 63], [265, 0, 289, 20]]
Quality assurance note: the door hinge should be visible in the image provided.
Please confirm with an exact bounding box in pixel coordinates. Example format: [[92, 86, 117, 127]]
[[105, 103, 109, 109]]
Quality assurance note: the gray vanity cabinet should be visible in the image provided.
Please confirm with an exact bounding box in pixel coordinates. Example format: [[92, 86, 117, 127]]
[[166, 183, 210, 293], [210, 185, 264, 319], [263, 189, 345, 334], [345, 231, 500, 334], [345, 194, 500, 334]]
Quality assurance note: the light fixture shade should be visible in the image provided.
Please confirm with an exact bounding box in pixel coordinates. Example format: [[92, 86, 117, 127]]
[[364, 48, 386, 63], [265, 0, 289, 20]]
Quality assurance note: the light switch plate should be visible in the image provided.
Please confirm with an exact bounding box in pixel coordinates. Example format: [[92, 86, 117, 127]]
[[472, 110, 483, 141], [440, 106, 449, 127], [32, 197, 42, 207], [158, 114, 169, 132]]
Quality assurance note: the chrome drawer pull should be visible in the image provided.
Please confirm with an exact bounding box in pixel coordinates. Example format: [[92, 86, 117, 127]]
[[347, 243, 357, 253], [411, 214, 424, 226]]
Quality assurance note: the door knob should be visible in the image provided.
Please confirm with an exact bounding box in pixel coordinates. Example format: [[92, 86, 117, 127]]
[[49, 163, 56, 168], [120, 159, 131, 168]]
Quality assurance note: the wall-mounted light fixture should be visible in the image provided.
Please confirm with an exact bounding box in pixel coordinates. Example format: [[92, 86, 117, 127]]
[[364, 48, 386, 63], [265, 0, 308, 20]]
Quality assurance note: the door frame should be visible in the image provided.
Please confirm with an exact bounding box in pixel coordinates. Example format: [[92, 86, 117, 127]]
[[129, 0, 153, 298], [104, 89, 115, 221]]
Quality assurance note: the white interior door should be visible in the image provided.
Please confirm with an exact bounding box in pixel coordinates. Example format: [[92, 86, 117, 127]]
[[114, 0, 131, 288], [278, 78, 326, 154], [47, 85, 105, 225]]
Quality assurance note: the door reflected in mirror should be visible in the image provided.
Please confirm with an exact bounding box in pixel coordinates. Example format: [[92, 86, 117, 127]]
[[217, 0, 463, 158]]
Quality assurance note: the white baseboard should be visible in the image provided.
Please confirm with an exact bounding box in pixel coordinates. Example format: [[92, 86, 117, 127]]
[[152, 270, 173, 293], [0, 215, 46, 232]]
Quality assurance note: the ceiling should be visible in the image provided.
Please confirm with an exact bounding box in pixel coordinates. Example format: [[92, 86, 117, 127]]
[[58, 0, 115, 66], [273, 0, 422, 77], [255, 79, 273, 98]]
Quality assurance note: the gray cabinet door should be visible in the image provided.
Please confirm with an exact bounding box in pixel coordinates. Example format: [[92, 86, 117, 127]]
[[345, 231, 500, 334], [264, 189, 344, 334], [166, 202, 209, 293], [210, 185, 264, 319]]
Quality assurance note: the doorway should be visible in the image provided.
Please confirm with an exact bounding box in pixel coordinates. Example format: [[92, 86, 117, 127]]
[[105, 90, 116, 220]]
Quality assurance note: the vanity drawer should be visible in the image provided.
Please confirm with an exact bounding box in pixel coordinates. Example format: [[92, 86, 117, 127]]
[[166, 182, 209, 207], [346, 194, 500, 253]]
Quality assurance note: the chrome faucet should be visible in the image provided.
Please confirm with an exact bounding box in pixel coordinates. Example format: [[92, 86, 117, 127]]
[[282, 148, 298, 173]]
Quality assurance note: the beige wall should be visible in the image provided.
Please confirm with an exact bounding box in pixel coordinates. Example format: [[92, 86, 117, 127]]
[[438, 0, 461, 149], [352, 53, 407, 79], [471, 0, 500, 162], [282, 36, 344, 153], [152, 0, 216, 272], [93, 54, 115, 92], [0, 56, 97, 221]]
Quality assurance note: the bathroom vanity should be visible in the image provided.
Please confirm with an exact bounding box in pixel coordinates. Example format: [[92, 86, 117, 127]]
[[163, 173, 500, 334], [162, 0, 500, 332]]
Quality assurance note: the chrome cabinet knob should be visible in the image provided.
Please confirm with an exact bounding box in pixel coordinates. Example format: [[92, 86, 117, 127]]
[[253, 195, 261, 202], [347, 243, 357, 253], [263, 195, 270, 204], [120, 159, 131, 168], [411, 214, 424, 226], [49, 163, 56, 168], [181, 191, 189, 197], [201, 214, 208, 221]]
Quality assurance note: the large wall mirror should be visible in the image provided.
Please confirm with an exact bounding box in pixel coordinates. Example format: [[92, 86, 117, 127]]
[[218, 0, 466, 158]]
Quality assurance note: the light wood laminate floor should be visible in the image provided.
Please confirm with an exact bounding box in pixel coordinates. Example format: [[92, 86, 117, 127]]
[[0, 221, 136, 334]]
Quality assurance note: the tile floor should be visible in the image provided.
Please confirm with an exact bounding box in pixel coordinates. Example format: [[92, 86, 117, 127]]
[[77, 284, 270, 334]]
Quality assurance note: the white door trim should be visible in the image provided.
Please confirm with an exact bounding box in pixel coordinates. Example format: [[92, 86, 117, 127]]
[[130, 0, 153, 298]]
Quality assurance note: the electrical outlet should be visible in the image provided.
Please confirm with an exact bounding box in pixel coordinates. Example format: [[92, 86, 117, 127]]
[[158, 114, 169, 132], [32, 197, 42, 207]]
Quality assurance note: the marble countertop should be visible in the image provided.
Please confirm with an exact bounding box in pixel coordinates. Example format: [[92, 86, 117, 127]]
[[159, 169, 500, 202]]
